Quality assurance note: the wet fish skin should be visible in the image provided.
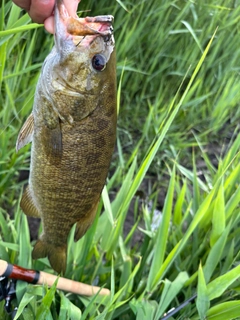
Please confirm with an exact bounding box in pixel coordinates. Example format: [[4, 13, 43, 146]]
[[16, 1, 116, 274]]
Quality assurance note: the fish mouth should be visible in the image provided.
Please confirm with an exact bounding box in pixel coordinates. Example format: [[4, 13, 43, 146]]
[[55, 0, 114, 48]]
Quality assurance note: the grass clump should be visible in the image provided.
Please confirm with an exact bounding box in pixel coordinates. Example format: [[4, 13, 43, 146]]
[[0, 0, 240, 319]]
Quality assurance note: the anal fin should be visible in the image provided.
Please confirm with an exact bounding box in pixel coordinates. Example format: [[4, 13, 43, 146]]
[[16, 113, 34, 152], [74, 200, 99, 242], [20, 186, 40, 218]]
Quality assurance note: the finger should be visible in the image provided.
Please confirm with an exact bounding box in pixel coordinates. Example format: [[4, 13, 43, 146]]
[[44, 16, 55, 34], [29, 0, 55, 24], [12, 0, 31, 10], [64, 0, 80, 17], [44, 0, 80, 34]]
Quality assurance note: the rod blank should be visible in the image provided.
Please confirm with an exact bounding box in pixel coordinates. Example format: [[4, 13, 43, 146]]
[[0, 260, 110, 296]]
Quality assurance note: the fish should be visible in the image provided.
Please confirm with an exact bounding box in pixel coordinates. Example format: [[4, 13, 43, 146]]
[[16, 0, 116, 274]]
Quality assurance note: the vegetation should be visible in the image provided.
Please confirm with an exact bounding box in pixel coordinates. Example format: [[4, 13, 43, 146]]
[[0, 0, 240, 319]]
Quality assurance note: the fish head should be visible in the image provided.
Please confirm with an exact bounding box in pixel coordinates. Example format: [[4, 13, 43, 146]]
[[50, 0, 116, 97]]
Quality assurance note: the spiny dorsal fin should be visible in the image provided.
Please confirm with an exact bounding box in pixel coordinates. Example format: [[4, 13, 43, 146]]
[[16, 113, 34, 152], [20, 186, 40, 218]]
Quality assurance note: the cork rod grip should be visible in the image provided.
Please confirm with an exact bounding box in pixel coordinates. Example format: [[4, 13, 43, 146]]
[[0, 260, 110, 296], [38, 271, 110, 296]]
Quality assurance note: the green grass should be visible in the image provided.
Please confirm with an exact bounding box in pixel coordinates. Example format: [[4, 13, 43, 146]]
[[0, 0, 240, 319]]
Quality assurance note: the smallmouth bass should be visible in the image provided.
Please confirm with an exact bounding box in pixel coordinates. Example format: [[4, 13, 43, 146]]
[[16, 0, 116, 274]]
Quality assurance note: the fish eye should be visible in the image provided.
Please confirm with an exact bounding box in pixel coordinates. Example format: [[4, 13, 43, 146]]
[[92, 54, 106, 71]]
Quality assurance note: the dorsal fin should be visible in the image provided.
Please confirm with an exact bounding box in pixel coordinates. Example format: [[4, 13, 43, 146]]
[[20, 186, 40, 218], [16, 113, 34, 152]]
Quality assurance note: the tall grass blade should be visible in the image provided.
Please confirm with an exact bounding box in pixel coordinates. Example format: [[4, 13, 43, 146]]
[[147, 167, 175, 291], [196, 263, 210, 319]]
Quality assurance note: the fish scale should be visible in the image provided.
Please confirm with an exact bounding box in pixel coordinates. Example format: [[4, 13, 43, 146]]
[[16, 0, 116, 274]]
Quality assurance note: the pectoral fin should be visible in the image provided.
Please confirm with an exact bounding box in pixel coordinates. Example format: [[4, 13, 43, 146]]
[[42, 122, 62, 162], [74, 200, 99, 241], [16, 113, 34, 152], [20, 186, 40, 218], [40, 100, 63, 162]]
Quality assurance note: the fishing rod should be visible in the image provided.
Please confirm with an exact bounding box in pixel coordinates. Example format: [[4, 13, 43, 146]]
[[160, 293, 197, 319], [0, 259, 110, 315]]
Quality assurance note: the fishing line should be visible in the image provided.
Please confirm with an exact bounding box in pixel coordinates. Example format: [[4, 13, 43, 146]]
[[76, 36, 86, 47]]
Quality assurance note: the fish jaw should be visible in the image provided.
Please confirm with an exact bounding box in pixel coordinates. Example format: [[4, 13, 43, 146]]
[[55, 0, 114, 51]]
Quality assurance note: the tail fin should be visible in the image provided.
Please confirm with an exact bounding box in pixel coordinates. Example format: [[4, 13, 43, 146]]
[[32, 238, 67, 274]]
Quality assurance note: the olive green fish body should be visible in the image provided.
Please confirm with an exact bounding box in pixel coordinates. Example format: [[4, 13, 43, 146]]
[[17, 1, 116, 273]]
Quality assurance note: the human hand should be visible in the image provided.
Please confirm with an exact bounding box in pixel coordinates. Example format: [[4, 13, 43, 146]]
[[12, 0, 80, 34]]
